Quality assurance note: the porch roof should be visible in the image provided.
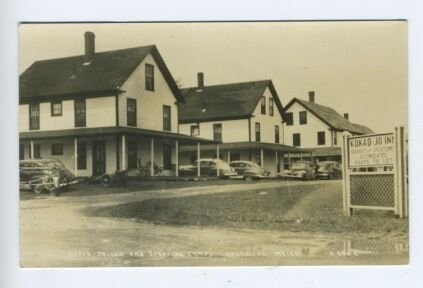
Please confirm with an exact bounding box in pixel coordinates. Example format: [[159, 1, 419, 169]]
[[179, 141, 305, 153], [19, 126, 218, 145], [302, 147, 342, 157]]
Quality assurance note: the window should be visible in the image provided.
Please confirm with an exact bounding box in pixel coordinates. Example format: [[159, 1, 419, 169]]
[[275, 125, 280, 144], [51, 101, 62, 116], [127, 142, 138, 169], [213, 123, 222, 141], [293, 133, 301, 147], [231, 153, 241, 161], [190, 124, 200, 136], [127, 98, 137, 126], [77, 142, 87, 170], [333, 131, 338, 145], [74, 99, 86, 127], [317, 131, 326, 145], [269, 98, 274, 116], [285, 112, 293, 126], [255, 151, 262, 166], [29, 144, 41, 158], [29, 103, 40, 130], [51, 143, 63, 155], [19, 144, 24, 160], [145, 64, 154, 91], [260, 96, 266, 114], [255, 122, 261, 142], [299, 111, 307, 125], [163, 105, 171, 131]]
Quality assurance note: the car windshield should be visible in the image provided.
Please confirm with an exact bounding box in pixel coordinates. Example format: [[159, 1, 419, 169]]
[[46, 161, 64, 168], [248, 162, 260, 168], [318, 163, 331, 169], [291, 163, 308, 169]]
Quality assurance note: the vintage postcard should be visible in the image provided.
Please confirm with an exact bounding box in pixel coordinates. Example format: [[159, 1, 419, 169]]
[[19, 21, 408, 267]]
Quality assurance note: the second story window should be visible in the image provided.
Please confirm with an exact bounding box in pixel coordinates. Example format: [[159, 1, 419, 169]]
[[293, 133, 301, 147], [163, 105, 171, 131], [51, 101, 62, 116], [213, 123, 222, 142], [261, 96, 266, 114], [299, 111, 307, 125], [190, 124, 200, 136], [275, 125, 280, 144], [29, 103, 40, 130], [255, 122, 261, 142], [74, 99, 86, 127], [333, 131, 338, 145], [127, 98, 137, 127], [285, 112, 293, 126], [318, 131, 326, 145], [145, 64, 154, 91], [269, 98, 274, 116]]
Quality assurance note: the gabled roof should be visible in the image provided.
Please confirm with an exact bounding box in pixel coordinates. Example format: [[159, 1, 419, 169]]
[[19, 45, 184, 103], [284, 98, 374, 135], [179, 80, 285, 123]]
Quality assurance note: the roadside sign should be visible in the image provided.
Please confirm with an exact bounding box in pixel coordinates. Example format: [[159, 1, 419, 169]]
[[348, 133, 395, 168], [341, 127, 408, 218]]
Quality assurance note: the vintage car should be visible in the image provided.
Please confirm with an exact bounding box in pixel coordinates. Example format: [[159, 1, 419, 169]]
[[19, 158, 78, 194], [316, 161, 342, 179], [281, 161, 316, 180], [229, 160, 270, 181], [179, 158, 238, 178]]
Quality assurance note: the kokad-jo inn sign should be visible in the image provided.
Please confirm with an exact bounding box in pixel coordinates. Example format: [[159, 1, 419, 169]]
[[341, 126, 408, 218]]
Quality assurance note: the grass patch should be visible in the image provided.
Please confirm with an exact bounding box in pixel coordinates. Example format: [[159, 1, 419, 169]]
[[90, 183, 408, 234]]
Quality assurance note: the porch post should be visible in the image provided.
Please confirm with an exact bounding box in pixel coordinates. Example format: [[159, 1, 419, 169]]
[[30, 140, 34, 159], [216, 144, 220, 177], [121, 134, 126, 170], [227, 150, 231, 163], [280, 152, 285, 172], [150, 138, 154, 176], [260, 148, 264, 168], [74, 137, 78, 177], [175, 140, 179, 177], [197, 142, 201, 177]]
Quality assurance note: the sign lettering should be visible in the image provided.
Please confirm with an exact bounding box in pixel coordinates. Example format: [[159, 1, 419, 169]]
[[348, 134, 395, 168]]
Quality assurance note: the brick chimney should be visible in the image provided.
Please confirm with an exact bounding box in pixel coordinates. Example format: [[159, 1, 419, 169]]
[[344, 113, 349, 120], [197, 72, 204, 89], [84, 31, 95, 64], [308, 91, 315, 103]]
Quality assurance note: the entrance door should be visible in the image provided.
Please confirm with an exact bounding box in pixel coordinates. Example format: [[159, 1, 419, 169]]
[[92, 141, 106, 176], [163, 144, 172, 170], [127, 142, 138, 169]]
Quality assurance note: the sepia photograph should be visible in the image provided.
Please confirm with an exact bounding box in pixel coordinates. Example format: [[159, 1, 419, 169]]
[[18, 21, 408, 267]]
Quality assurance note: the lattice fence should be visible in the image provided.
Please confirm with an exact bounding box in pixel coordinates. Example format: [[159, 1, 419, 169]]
[[350, 174, 395, 208]]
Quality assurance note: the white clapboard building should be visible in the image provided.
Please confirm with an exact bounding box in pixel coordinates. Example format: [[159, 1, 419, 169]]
[[19, 32, 214, 177], [178, 73, 301, 176], [282, 91, 374, 166]]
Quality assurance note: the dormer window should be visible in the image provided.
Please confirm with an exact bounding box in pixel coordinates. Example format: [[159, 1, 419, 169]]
[[145, 64, 155, 91]]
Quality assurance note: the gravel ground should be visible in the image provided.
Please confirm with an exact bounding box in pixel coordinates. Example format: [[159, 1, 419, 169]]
[[20, 180, 408, 267]]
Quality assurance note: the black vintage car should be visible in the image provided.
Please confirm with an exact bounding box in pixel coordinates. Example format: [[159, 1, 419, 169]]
[[19, 158, 78, 195], [229, 161, 270, 181]]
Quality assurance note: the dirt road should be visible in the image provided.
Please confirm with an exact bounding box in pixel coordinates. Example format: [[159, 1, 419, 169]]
[[20, 181, 408, 267]]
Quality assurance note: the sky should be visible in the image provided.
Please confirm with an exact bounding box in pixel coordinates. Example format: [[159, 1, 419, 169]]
[[19, 22, 408, 133]]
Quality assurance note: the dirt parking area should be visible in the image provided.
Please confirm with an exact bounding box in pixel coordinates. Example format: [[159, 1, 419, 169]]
[[20, 180, 408, 267]]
